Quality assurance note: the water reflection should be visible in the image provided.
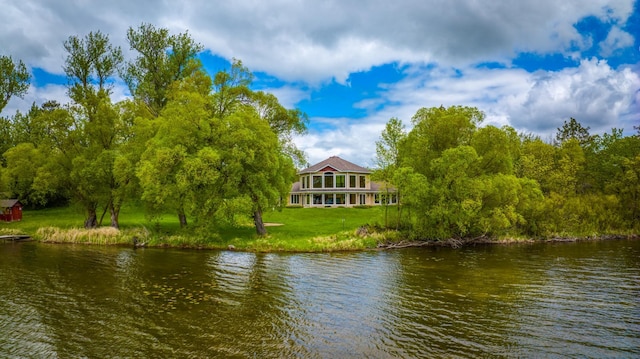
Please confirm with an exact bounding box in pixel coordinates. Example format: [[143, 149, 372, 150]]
[[0, 240, 638, 358]]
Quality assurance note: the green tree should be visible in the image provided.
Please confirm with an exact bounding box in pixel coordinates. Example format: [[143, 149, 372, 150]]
[[123, 23, 204, 117], [374, 117, 406, 228], [216, 108, 296, 235], [472, 125, 519, 175], [403, 105, 484, 175], [137, 73, 216, 228], [555, 117, 591, 146], [2, 101, 74, 207], [211, 58, 253, 119], [63, 31, 124, 228], [0, 55, 30, 113]]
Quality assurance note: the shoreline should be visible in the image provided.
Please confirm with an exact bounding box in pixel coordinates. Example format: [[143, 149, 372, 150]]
[[4, 226, 638, 252]]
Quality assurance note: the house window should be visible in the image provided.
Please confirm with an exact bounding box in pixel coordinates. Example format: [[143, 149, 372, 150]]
[[324, 193, 334, 205], [359, 194, 366, 205], [313, 194, 323, 204], [374, 194, 380, 204], [336, 175, 345, 188], [313, 175, 322, 188], [391, 194, 397, 204], [324, 172, 333, 188], [349, 194, 356, 205], [301, 176, 305, 189], [290, 194, 300, 204], [336, 193, 345, 204], [359, 175, 366, 188], [349, 175, 356, 188]]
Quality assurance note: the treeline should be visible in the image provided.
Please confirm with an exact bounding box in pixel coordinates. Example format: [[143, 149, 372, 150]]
[[375, 107, 640, 239], [0, 24, 307, 235]]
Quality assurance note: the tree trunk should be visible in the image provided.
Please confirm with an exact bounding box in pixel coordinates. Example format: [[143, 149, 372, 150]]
[[178, 210, 188, 228], [253, 208, 267, 236], [110, 202, 120, 229], [84, 207, 98, 229]]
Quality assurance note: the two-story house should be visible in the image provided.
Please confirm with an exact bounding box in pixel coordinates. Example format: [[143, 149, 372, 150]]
[[288, 156, 395, 207]]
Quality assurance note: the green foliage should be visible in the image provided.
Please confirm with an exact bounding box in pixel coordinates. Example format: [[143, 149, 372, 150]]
[[123, 23, 204, 117], [0, 55, 30, 112], [2, 25, 636, 244], [394, 107, 635, 240], [403, 105, 484, 175], [555, 117, 591, 146]]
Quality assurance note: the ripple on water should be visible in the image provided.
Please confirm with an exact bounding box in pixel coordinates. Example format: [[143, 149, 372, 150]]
[[0, 240, 639, 358]]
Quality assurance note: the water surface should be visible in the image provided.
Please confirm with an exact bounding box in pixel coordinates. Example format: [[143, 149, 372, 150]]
[[1, 239, 638, 358]]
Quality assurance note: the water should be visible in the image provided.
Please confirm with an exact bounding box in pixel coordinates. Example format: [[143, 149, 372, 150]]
[[1, 239, 638, 358]]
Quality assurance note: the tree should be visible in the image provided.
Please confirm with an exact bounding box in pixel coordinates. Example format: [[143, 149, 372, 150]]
[[403, 105, 484, 175], [137, 73, 216, 228], [471, 125, 519, 175], [555, 117, 591, 146], [374, 117, 406, 228], [123, 23, 204, 117], [63, 31, 124, 228], [211, 58, 253, 119], [2, 101, 74, 207], [250, 90, 307, 166], [0, 55, 30, 113]]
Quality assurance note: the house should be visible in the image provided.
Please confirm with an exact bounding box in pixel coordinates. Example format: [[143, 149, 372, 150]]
[[0, 199, 23, 222], [288, 156, 396, 207]]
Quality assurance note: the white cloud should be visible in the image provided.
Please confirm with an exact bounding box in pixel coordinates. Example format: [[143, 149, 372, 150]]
[[1, 0, 636, 83], [599, 26, 635, 57], [299, 59, 639, 165], [509, 58, 640, 135]]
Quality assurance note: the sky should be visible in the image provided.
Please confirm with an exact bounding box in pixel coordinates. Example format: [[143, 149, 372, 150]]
[[1, 0, 639, 167]]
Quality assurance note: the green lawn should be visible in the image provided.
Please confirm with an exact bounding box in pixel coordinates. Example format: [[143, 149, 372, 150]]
[[1, 205, 390, 252]]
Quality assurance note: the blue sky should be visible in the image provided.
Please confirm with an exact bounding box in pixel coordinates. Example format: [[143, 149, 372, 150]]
[[1, 0, 639, 166]]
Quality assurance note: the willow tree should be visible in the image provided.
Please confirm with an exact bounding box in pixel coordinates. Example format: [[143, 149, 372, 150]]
[[403, 105, 484, 176], [122, 23, 204, 117], [136, 72, 215, 228], [215, 107, 296, 236], [63, 30, 124, 228]]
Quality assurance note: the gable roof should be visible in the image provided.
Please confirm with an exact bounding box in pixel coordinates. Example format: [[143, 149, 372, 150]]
[[298, 156, 371, 174], [0, 199, 21, 208]]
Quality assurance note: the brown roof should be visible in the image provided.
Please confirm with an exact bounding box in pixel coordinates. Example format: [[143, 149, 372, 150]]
[[0, 199, 21, 208], [298, 156, 371, 174]]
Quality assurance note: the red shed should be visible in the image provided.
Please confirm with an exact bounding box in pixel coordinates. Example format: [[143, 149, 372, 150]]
[[0, 199, 23, 222]]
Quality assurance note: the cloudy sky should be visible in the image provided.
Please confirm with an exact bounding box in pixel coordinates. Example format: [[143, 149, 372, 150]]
[[1, 0, 639, 166]]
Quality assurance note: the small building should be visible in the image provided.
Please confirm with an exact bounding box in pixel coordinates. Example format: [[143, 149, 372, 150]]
[[288, 156, 396, 207], [0, 199, 23, 222]]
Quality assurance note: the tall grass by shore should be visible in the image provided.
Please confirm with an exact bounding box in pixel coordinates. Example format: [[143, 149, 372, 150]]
[[1, 205, 389, 251]]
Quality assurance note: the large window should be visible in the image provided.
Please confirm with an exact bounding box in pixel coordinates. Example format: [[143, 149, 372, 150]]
[[313, 194, 322, 204], [301, 176, 306, 189], [324, 172, 333, 188], [359, 194, 366, 205], [336, 175, 345, 188], [359, 175, 366, 188], [349, 175, 356, 188], [349, 194, 356, 205], [290, 194, 300, 204], [336, 193, 345, 204], [313, 175, 322, 188], [324, 193, 334, 205]]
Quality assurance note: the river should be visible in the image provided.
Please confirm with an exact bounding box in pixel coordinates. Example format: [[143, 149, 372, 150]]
[[1, 239, 638, 358]]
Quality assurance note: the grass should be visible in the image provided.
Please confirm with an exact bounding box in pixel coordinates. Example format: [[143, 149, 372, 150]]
[[0, 204, 390, 252]]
